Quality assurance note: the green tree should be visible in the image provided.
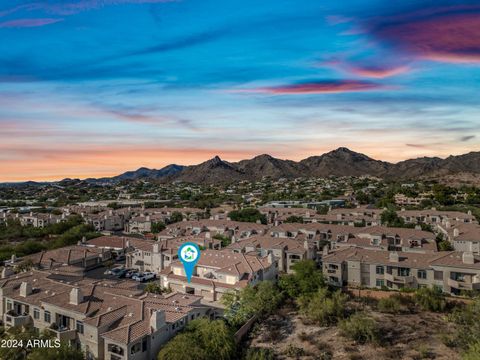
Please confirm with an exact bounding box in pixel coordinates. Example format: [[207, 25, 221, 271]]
[[414, 287, 446, 312], [228, 208, 267, 224], [284, 216, 303, 224], [278, 260, 324, 298], [167, 211, 183, 224], [158, 319, 236, 360], [222, 282, 283, 327], [28, 342, 84, 360], [151, 222, 166, 234]]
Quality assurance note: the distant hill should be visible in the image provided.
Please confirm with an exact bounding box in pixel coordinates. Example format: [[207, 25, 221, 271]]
[[164, 148, 480, 184], [3, 148, 480, 185]]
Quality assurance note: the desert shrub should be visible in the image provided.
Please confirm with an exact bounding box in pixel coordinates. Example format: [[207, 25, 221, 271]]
[[462, 341, 480, 360], [377, 296, 402, 314], [284, 344, 305, 358], [244, 347, 275, 360], [299, 288, 347, 326], [339, 313, 381, 344], [414, 287, 446, 312]]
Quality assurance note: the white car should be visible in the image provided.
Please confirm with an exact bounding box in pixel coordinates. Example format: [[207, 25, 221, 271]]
[[132, 272, 156, 282]]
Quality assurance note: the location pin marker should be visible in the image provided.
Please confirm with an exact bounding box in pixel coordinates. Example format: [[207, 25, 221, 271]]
[[178, 242, 201, 283]]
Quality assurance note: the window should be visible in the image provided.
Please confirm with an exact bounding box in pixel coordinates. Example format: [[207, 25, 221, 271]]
[[434, 271, 443, 281], [131, 343, 141, 354], [44, 311, 51, 323], [376, 279, 384, 287], [398, 267, 410, 277], [142, 337, 147, 352], [76, 320, 84, 334], [33, 308, 40, 320], [6, 300, 12, 311], [376, 266, 384, 275], [418, 270, 427, 279]]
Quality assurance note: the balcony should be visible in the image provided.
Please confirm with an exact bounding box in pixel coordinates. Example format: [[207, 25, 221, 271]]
[[3, 312, 31, 327], [384, 273, 414, 284], [447, 278, 480, 291], [48, 325, 77, 341]]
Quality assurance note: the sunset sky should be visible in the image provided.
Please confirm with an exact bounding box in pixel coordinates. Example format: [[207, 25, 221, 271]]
[[1, 0, 480, 181]]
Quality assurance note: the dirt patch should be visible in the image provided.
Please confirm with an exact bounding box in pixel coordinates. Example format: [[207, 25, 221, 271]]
[[246, 303, 460, 360]]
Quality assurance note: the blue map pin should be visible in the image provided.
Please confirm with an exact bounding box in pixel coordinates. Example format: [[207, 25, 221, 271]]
[[178, 242, 201, 283]]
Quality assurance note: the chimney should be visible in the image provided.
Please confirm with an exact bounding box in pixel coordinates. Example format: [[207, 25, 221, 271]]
[[463, 252, 475, 265], [109, 210, 113, 216], [146, 216, 151, 222], [82, 236, 86, 244], [69, 288, 84, 305], [389, 252, 399, 263], [304, 240, 309, 250], [256, 220, 261, 224], [453, 228, 460, 238], [205, 231, 211, 239], [11, 254, 16, 263], [445, 221, 451, 229], [267, 252, 275, 264], [1, 267, 14, 278], [30, 211, 33, 216], [468, 210, 472, 216], [153, 243, 160, 253], [20, 282, 32, 297], [231, 236, 236, 244], [415, 225, 422, 230], [150, 309, 166, 331], [322, 245, 329, 256]]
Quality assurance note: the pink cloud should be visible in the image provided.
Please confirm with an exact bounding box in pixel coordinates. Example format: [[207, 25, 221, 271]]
[[369, 5, 480, 64], [232, 80, 383, 95], [0, 18, 62, 28]]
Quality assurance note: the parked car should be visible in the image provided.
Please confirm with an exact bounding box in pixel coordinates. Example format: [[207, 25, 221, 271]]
[[109, 267, 126, 277], [132, 272, 156, 282], [114, 268, 128, 278], [125, 270, 139, 279]]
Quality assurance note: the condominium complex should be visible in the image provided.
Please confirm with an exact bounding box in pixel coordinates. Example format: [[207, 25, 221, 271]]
[[0, 270, 213, 360]]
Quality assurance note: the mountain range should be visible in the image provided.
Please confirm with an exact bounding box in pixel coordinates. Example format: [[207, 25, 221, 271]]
[[3, 148, 480, 186], [92, 147, 480, 184]]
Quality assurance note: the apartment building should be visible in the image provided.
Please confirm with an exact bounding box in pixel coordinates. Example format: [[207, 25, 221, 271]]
[[84, 210, 125, 232], [439, 223, 480, 254], [323, 247, 480, 295], [20, 212, 64, 228], [398, 208, 477, 226], [160, 220, 267, 240], [227, 235, 317, 273], [342, 226, 438, 253], [159, 249, 278, 301], [23, 245, 113, 273], [0, 270, 212, 360]]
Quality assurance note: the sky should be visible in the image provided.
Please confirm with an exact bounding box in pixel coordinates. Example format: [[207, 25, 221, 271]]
[[1, 0, 480, 181]]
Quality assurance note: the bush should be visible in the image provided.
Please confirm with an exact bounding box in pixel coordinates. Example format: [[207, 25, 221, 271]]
[[414, 287, 446, 312], [284, 344, 305, 358], [278, 260, 324, 299], [158, 319, 235, 360], [339, 313, 381, 344], [244, 347, 275, 360], [299, 288, 347, 326], [463, 341, 480, 360], [377, 295, 403, 314]]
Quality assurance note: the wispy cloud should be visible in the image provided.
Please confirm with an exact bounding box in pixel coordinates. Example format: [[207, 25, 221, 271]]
[[0, 18, 62, 28], [460, 135, 475, 142], [366, 4, 480, 64], [231, 80, 384, 95]]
